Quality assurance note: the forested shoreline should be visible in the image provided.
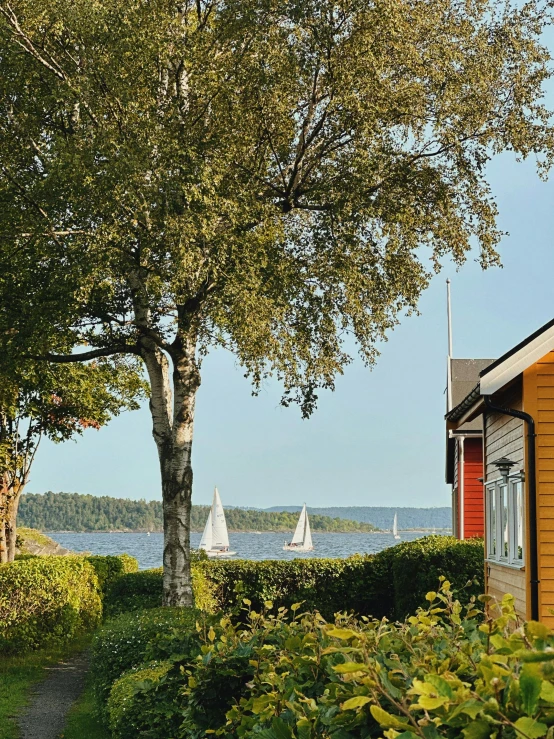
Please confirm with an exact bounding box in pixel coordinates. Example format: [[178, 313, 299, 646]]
[[19, 492, 378, 533]]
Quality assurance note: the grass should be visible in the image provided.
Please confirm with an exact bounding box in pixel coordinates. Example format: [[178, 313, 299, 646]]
[[61, 680, 110, 739], [0, 636, 91, 739]]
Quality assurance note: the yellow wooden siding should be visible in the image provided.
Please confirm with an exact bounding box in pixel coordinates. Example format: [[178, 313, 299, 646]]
[[524, 351, 554, 626], [486, 562, 526, 618]]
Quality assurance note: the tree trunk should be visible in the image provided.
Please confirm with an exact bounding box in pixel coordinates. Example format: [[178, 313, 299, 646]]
[[0, 476, 8, 564], [6, 492, 20, 562], [141, 331, 200, 607]]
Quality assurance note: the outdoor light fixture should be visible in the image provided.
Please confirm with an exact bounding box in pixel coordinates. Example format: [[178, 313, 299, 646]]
[[493, 457, 516, 482]]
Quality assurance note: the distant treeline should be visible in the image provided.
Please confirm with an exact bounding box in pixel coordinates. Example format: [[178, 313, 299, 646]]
[[18, 492, 379, 533], [266, 506, 452, 530]]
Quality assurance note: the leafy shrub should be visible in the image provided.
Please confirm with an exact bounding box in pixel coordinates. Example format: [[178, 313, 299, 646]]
[[197, 536, 484, 620], [107, 661, 176, 739], [104, 564, 217, 617], [101, 537, 483, 622], [0, 556, 102, 652], [90, 606, 205, 716], [182, 584, 554, 739], [86, 554, 138, 599]]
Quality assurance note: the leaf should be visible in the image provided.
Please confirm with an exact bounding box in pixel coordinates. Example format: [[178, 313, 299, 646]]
[[462, 720, 492, 739], [541, 681, 554, 703], [370, 705, 409, 729], [326, 628, 359, 640], [270, 717, 293, 739], [514, 717, 548, 738], [414, 695, 448, 710], [333, 663, 367, 673], [521, 665, 543, 715], [342, 695, 372, 710]]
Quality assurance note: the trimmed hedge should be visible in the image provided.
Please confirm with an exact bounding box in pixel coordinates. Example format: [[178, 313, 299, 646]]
[[90, 607, 204, 716], [104, 564, 217, 617], [86, 553, 138, 599], [107, 661, 178, 739], [104, 537, 484, 622], [0, 556, 102, 652]]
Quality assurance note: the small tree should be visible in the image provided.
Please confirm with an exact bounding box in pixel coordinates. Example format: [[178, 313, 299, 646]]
[[0, 0, 552, 601], [0, 360, 145, 562]]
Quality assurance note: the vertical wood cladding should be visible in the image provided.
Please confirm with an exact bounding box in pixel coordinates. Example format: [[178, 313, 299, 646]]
[[485, 378, 524, 480], [463, 437, 484, 538], [524, 351, 554, 626]]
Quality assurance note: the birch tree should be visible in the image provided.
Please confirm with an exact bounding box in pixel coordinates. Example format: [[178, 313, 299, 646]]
[[0, 0, 552, 603]]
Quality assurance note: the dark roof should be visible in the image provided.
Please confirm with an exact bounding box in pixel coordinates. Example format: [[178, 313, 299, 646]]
[[449, 359, 494, 429], [446, 382, 481, 422], [480, 317, 554, 377]]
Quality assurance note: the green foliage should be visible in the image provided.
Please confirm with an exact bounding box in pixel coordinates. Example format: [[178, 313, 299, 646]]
[[18, 492, 378, 532], [85, 554, 138, 598], [104, 564, 217, 618], [182, 585, 554, 739], [0, 556, 102, 653], [199, 536, 484, 620], [107, 661, 179, 739], [90, 607, 205, 719]]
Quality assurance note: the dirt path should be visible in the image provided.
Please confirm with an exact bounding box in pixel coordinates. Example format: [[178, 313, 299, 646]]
[[17, 653, 88, 739]]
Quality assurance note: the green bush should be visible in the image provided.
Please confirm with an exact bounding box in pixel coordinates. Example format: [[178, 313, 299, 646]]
[[107, 661, 177, 739], [180, 585, 554, 739], [104, 564, 217, 618], [0, 556, 102, 652], [86, 554, 138, 599], [101, 537, 483, 622], [90, 606, 204, 716], [196, 536, 484, 620]]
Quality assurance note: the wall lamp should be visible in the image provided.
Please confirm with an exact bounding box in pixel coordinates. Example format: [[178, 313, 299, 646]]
[[493, 456, 516, 483]]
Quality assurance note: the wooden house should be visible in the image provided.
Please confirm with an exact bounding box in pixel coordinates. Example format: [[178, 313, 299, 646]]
[[446, 359, 493, 539], [446, 318, 554, 623]]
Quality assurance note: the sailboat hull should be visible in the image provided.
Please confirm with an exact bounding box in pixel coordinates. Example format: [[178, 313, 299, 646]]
[[206, 549, 237, 557], [283, 544, 314, 551]]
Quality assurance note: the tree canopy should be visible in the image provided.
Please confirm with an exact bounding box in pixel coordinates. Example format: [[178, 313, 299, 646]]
[[0, 0, 552, 601]]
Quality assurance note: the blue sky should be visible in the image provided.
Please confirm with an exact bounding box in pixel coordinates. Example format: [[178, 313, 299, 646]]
[[29, 48, 554, 509]]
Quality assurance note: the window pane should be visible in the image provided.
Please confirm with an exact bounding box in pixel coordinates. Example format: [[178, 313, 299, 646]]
[[514, 480, 524, 562], [488, 487, 496, 557], [500, 485, 508, 559]]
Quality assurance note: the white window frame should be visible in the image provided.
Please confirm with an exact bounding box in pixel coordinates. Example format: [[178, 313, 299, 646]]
[[485, 473, 525, 567]]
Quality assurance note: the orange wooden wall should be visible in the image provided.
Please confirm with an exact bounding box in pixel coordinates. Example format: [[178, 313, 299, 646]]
[[462, 438, 485, 538], [524, 351, 554, 625]]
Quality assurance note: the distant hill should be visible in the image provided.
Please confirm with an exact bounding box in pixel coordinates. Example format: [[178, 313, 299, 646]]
[[265, 506, 452, 530], [18, 492, 379, 533]]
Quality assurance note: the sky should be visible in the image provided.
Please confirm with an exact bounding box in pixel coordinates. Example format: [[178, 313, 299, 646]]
[[28, 38, 554, 510]]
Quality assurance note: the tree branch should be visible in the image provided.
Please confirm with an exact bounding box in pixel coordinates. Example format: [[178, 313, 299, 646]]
[[32, 345, 139, 363]]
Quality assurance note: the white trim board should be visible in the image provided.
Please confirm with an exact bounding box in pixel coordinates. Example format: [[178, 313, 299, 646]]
[[480, 323, 554, 395]]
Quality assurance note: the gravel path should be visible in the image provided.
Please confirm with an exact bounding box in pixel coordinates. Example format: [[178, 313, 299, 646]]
[[17, 653, 88, 739]]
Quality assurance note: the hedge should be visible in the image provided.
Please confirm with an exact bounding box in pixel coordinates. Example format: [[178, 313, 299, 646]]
[[104, 564, 217, 617], [105, 536, 484, 622], [86, 553, 138, 599], [0, 556, 102, 652], [90, 607, 205, 716]]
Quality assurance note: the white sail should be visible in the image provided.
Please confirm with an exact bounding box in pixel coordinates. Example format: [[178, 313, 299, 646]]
[[303, 508, 313, 549], [291, 504, 307, 545], [393, 513, 400, 539], [211, 487, 230, 549], [199, 509, 213, 550]]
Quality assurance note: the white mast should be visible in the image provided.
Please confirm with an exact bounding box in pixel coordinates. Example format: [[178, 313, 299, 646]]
[[446, 278, 453, 412]]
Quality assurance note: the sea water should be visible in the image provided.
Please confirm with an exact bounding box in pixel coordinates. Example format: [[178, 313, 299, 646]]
[[48, 530, 434, 570]]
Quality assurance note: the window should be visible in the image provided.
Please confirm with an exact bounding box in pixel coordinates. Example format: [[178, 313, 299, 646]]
[[486, 474, 524, 566]]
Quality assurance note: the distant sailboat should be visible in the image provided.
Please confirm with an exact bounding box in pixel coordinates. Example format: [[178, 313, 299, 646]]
[[283, 504, 314, 551], [393, 512, 400, 540], [199, 488, 237, 557]]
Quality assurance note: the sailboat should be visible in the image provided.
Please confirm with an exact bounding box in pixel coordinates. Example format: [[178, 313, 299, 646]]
[[393, 512, 400, 540], [283, 504, 314, 551], [199, 487, 237, 557]]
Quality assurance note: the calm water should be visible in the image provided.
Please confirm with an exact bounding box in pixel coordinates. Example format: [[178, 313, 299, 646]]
[[48, 531, 434, 570]]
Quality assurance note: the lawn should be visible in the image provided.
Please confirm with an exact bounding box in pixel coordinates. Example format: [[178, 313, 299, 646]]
[[61, 681, 110, 739]]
